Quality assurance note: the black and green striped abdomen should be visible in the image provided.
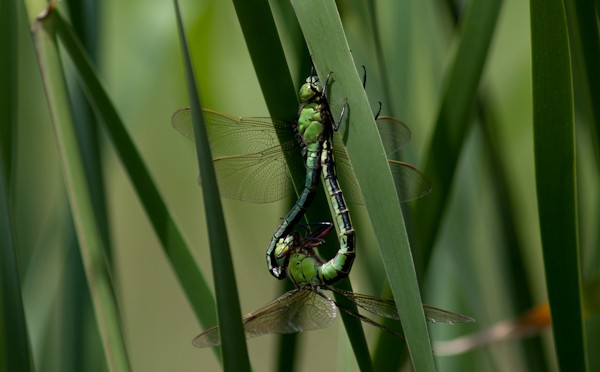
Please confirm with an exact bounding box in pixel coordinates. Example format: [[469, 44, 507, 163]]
[[319, 139, 355, 284]]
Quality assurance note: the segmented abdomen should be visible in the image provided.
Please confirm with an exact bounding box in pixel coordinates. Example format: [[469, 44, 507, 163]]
[[266, 142, 323, 278], [319, 139, 355, 284]]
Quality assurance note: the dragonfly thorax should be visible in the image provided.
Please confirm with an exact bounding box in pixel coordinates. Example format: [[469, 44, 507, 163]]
[[297, 104, 326, 144], [274, 232, 327, 287], [287, 249, 325, 287]]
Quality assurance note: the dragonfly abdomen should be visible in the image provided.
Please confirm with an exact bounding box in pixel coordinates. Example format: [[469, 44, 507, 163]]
[[266, 142, 323, 278], [319, 139, 356, 285]]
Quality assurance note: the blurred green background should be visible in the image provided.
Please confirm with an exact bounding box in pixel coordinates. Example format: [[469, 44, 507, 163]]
[[5, 0, 598, 371]]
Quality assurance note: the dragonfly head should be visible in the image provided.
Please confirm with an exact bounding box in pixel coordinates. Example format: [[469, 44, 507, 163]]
[[298, 76, 323, 103], [274, 233, 298, 267]]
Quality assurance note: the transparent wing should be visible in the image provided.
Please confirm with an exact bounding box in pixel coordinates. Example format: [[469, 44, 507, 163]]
[[375, 117, 432, 201], [332, 135, 431, 204], [242, 289, 336, 337], [375, 116, 412, 156], [330, 115, 412, 157], [329, 293, 406, 339], [212, 154, 293, 203], [422, 305, 475, 324], [387, 160, 432, 202], [192, 289, 337, 348], [329, 287, 400, 320], [171, 108, 196, 141], [190, 324, 222, 349], [328, 141, 364, 205], [330, 287, 474, 324], [172, 108, 297, 155], [171, 108, 302, 203]]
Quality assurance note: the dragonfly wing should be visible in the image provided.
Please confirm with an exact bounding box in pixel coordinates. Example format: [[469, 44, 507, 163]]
[[328, 116, 410, 159], [203, 109, 297, 157], [172, 108, 302, 203], [171, 108, 196, 141], [172, 108, 297, 156], [331, 140, 431, 204], [242, 289, 337, 338], [330, 287, 475, 324], [423, 305, 475, 324], [328, 141, 365, 205], [329, 287, 400, 320], [191, 289, 337, 348], [378, 117, 431, 201], [326, 288, 406, 338], [375, 116, 411, 157], [212, 151, 294, 203], [388, 160, 432, 202], [192, 325, 222, 348]]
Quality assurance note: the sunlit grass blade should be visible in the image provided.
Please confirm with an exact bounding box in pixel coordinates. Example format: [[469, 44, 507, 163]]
[[62, 1, 107, 369], [414, 0, 503, 274], [530, 0, 587, 370], [64, 0, 109, 251], [49, 8, 220, 361], [370, 2, 416, 368], [292, 0, 438, 370], [173, 0, 251, 368], [365, 0, 393, 114], [32, 5, 131, 371]]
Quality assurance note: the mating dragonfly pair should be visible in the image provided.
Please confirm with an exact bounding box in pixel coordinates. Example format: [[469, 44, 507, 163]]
[[172, 69, 473, 347]]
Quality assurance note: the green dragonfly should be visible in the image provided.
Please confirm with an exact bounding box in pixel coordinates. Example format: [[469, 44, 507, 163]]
[[172, 73, 430, 279], [262, 72, 343, 279], [192, 224, 474, 348], [258, 72, 357, 281]]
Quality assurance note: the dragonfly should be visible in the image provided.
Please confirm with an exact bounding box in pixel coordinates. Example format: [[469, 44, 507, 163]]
[[260, 71, 345, 279], [172, 72, 430, 277], [192, 224, 474, 348]]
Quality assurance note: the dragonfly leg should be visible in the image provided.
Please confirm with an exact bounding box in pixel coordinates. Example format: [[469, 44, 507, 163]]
[[361, 65, 367, 89], [305, 222, 334, 242], [359, 65, 383, 120], [296, 221, 334, 236], [293, 222, 334, 249], [333, 98, 348, 131], [374, 101, 382, 120], [318, 71, 347, 132], [321, 71, 334, 98]]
